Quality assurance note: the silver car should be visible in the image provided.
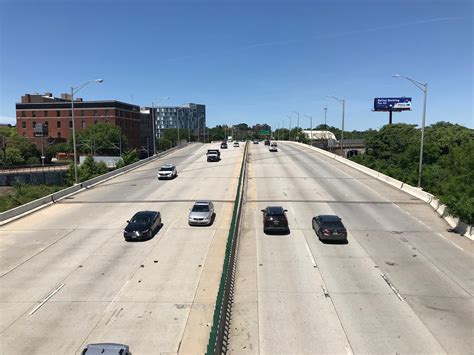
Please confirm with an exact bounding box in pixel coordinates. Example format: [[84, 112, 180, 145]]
[[188, 201, 215, 226]]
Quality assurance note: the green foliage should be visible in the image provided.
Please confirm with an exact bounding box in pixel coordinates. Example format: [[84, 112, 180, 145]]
[[352, 122, 474, 224], [157, 138, 173, 151], [73, 123, 127, 155], [116, 149, 139, 168], [0, 126, 17, 138], [0, 184, 65, 212], [66, 156, 109, 184], [0, 135, 40, 166]]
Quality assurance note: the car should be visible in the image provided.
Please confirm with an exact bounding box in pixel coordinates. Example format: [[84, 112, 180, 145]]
[[269, 143, 278, 152], [312, 215, 348, 242], [233, 141, 239, 147], [261, 206, 289, 234], [264, 140, 270, 146], [253, 140, 259, 144], [188, 201, 215, 226], [124, 211, 162, 241], [82, 343, 130, 355], [207, 149, 220, 162], [220, 142, 228, 149], [157, 163, 177, 179]]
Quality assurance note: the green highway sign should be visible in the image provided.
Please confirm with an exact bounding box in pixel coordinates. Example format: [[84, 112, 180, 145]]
[[259, 130, 270, 135]]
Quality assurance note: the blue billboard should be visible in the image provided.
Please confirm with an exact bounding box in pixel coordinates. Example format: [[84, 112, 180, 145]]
[[374, 97, 412, 112]]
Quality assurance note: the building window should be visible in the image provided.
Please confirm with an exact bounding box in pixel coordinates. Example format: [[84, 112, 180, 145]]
[[69, 120, 73, 128], [81, 110, 85, 116], [57, 132, 61, 138], [22, 121, 26, 129], [32, 111, 36, 117], [57, 121, 61, 128], [94, 120, 98, 125], [44, 111, 48, 117], [93, 110, 98, 116], [22, 132, 26, 137], [32, 121, 36, 128], [21, 111, 25, 117], [69, 110, 72, 116], [81, 121, 86, 129], [104, 109, 108, 116]]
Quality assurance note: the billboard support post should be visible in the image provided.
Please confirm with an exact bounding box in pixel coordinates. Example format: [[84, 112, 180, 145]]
[[389, 111, 393, 124]]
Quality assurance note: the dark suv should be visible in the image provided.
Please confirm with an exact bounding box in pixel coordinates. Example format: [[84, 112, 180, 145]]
[[261, 206, 289, 234], [312, 215, 347, 242]]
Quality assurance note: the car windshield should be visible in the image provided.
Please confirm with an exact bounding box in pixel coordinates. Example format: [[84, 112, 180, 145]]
[[160, 167, 174, 171], [267, 208, 284, 216], [131, 215, 151, 224], [192, 205, 210, 212]]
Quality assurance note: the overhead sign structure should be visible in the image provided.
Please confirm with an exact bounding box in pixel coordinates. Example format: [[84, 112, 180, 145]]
[[259, 130, 270, 135], [374, 97, 412, 112]]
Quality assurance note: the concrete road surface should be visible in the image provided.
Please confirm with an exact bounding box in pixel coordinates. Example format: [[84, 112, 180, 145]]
[[0, 143, 244, 354], [229, 142, 473, 354]]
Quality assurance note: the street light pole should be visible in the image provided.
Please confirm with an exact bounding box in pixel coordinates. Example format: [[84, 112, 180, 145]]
[[324, 106, 327, 128], [293, 111, 300, 140], [393, 75, 428, 188], [70, 79, 103, 184], [328, 96, 345, 157], [286, 115, 292, 141], [304, 114, 313, 147]]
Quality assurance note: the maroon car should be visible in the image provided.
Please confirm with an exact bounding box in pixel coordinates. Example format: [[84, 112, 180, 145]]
[[261, 206, 289, 234]]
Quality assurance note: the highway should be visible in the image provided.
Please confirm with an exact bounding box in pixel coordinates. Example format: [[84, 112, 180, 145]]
[[0, 143, 244, 354], [229, 142, 473, 354]]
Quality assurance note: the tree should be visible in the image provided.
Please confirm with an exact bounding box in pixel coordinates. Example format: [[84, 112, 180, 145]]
[[73, 123, 127, 156], [116, 149, 139, 168], [66, 156, 109, 184]]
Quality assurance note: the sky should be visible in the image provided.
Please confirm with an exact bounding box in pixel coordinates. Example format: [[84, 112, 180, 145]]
[[0, 0, 472, 131]]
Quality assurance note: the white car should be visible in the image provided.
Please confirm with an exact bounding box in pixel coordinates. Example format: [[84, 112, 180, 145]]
[[269, 143, 278, 152], [233, 141, 240, 147], [158, 164, 177, 180]]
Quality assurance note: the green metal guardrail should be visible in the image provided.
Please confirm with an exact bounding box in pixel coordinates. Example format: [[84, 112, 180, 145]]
[[206, 141, 248, 354]]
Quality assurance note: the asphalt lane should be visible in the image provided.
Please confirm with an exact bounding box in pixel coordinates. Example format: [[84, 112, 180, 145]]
[[0, 143, 244, 354], [229, 142, 473, 354]]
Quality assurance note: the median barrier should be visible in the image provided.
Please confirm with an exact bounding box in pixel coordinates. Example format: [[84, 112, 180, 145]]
[[0, 145, 185, 225], [290, 141, 473, 240]]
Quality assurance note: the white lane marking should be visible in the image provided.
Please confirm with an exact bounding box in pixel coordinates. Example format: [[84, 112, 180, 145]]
[[380, 272, 404, 302], [304, 240, 317, 267], [29, 283, 65, 315], [437, 232, 464, 251]]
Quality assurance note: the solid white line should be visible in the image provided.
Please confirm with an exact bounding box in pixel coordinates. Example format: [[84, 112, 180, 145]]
[[304, 241, 317, 267], [437, 232, 464, 251], [29, 283, 65, 315], [380, 272, 404, 302]]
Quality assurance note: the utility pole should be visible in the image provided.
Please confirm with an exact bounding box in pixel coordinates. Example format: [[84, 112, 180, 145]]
[[324, 107, 327, 129]]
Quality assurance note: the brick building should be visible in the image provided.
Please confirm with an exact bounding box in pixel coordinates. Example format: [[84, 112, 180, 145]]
[[16, 93, 141, 150]]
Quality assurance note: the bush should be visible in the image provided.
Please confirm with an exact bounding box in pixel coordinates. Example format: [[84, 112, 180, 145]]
[[0, 184, 65, 212], [66, 156, 110, 185]]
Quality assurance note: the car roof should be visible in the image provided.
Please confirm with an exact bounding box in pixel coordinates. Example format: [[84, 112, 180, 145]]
[[317, 215, 342, 222], [133, 211, 158, 218], [160, 164, 175, 168], [194, 200, 212, 205]]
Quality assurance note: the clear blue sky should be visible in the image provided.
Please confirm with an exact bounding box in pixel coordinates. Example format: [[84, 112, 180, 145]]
[[1, 0, 472, 130]]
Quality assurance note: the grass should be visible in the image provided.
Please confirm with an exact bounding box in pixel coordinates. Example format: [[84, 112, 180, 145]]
[[0, 184, 66, 212]]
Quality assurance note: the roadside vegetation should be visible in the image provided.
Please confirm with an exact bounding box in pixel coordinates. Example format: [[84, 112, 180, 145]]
[[350, 122, 473, 224], [0, 184, 65, 212]]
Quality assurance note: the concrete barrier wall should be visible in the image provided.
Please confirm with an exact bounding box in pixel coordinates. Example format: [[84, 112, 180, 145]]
[[291, 141, 473, 240], [0, 145, 185, 225]]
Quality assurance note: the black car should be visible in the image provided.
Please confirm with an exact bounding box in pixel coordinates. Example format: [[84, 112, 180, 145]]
[[264, 140, 270, 146], [261, 206, 289, 234], [124, 211, 162, 241], [312, 215, 347, 242], [220, 142, 228, 149]]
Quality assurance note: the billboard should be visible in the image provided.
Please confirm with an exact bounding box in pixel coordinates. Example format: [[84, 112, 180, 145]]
[[374, 97, 412, 112]]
